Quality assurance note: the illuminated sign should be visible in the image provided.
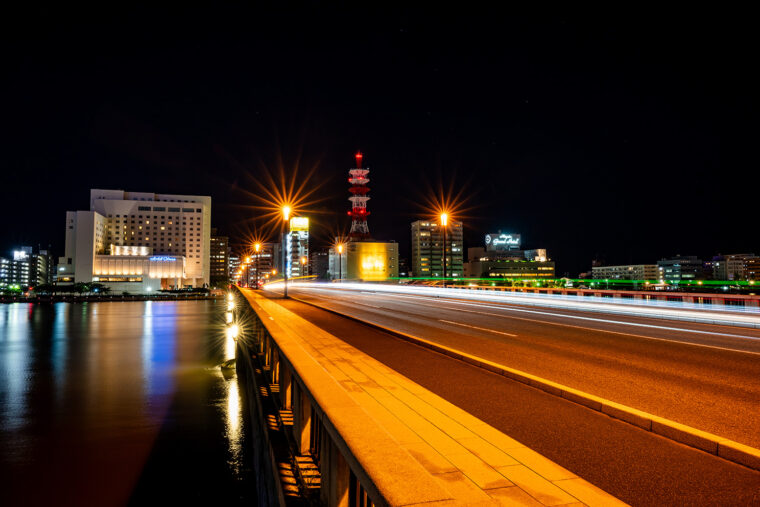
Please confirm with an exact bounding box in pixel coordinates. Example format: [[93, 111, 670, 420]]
[[485, 233, 521, 250], [113, 245, 150, 256], [13, 250, 28, 261], [150, 256, 177, 262], [289, 217, 309, 231]]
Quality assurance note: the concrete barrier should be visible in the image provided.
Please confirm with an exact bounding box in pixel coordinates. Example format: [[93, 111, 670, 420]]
[[236, 288, 453, 506]]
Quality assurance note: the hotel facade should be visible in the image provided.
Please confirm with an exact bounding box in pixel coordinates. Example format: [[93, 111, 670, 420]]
[[57, 189, 211, 293]]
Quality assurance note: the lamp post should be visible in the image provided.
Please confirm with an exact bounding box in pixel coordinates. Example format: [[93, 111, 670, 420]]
[[337, 243, 344, 282], [254, 243, 261, 289], [282, 205, 291, 298], [300, 256, 308, 277], [440, 213, 448, 288]]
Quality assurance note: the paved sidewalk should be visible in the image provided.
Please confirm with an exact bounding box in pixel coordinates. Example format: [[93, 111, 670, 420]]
[[245, 290, 625, 506]]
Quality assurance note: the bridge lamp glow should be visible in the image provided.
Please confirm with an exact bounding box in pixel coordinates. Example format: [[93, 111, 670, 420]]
[[282, 205, 292, 221], [254, 243, 261, 253], [227, 301, 234, 311], [226, 311, 233, 323], [440, 212, 448, 227], [226, 324, 239, 340]]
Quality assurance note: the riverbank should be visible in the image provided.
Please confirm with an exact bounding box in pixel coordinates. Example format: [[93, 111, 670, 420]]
[[0, 294, 222, 304]]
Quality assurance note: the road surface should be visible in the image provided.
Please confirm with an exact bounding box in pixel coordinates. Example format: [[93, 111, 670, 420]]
[[257, 288, 760, 505]]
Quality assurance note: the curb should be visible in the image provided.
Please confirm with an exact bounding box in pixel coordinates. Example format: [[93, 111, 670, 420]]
[[290, 295, 760, 472]]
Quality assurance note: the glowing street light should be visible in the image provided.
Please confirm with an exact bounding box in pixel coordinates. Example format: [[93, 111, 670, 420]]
[[254, 242, 262, 289], [300, 256, 308, 277], [337, 243, 344, 282], [282, 205, 291, 298], [440, 212, 449, 288]]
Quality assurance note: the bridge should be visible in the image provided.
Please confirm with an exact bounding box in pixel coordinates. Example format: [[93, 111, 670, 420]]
[[231, 283, 760, 506]]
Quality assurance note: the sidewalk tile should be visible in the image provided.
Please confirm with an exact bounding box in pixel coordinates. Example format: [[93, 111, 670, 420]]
[[508, 447, 577, 481], [444, 452, 513, 490], [496, 465, 579, 506], [553, 478, 627, 506]]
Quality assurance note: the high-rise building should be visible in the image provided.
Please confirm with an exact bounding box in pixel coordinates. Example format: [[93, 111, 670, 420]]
[[656, 256, 704, 282], [285, 217, 309, 278], [229, 255, 240, 282], [57, 189, 211, 292], [209, 229, 229, 288], [0, 247, 53, 289], [410, 220, 464, 278]]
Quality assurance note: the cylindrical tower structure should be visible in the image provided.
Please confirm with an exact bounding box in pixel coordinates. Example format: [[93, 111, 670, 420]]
[[348, 152, 370, 239]]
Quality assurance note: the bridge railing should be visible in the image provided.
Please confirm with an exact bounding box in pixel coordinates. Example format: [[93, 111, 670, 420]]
[[236, 288, 451, 506]]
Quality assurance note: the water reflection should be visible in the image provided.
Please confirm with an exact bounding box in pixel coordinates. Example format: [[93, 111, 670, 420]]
[[0, 300, 254, 505]]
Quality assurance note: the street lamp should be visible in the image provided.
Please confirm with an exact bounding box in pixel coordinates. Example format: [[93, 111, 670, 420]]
[[300, 256, 308, 277], [337, 243, 344, 282], [440, 212, 448, 288], [282, 205, 291, 298], [254, 242, 261, 289]]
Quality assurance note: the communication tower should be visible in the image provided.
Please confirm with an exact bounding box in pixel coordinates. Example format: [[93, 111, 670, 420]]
[[348, 152, 370, 239]]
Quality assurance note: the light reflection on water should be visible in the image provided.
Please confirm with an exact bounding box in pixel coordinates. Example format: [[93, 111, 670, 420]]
[[0, 300, 254, 505]]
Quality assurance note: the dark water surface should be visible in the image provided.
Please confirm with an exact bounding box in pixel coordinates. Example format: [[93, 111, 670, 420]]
[[0, 300, 255, 506]]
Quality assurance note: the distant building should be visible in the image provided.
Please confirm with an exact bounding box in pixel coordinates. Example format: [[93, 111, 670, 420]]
[[592, 264, 658, 280], [398, 257, 410, 277], [209, 229, 229, 288], [745, 258, 760, 281], [57, 189, 211, 293], [285, 217, 309, 278], [229, 255, 240, 282], [465, 237, 554, 279], [1, 247, 53, 289], [410, 220, 464, 278], [310, 251, 329, 279], [715, 253, 758, 281], [657, 256, 704, 282], [329, 241, 399, 281]]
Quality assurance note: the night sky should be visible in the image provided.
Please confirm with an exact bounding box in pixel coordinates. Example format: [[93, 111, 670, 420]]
[[2, 6, 757, 275]]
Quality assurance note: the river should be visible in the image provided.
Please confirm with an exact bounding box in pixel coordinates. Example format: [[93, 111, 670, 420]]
[[0, 300, 256, 505]]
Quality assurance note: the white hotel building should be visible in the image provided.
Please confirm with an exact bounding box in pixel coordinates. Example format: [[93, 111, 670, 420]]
[[57, 189, 211, 293]]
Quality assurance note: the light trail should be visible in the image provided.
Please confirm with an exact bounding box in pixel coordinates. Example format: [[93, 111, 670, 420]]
[[282, 282, 760, 328], [285, 285, 760, 355], [438, 319, 518, 337]]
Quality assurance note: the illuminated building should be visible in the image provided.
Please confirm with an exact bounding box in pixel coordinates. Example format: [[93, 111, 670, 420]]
[[210, 228, 230, 288], [329, 241, 398, 281], [0, 247, 53, 289], [656, 256, 704, 282], [285, 217, 309, 278], [348, 152, 370, 239], [410, 220, 464, 278], [712, 253, 757, 281], [464, 234, 554, 279], [746, 258, 760, 281], [57, 189, 211, 292], [229, 254, 240, 282], [592, 264, 658, 280]]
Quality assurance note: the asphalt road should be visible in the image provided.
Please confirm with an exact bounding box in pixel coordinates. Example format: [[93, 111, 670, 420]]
[[261, 291, 760, 506], [284, 286, 760, 451]]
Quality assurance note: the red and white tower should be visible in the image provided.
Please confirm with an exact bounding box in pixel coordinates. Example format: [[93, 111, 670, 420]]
[[348, 151, 370, 239]]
